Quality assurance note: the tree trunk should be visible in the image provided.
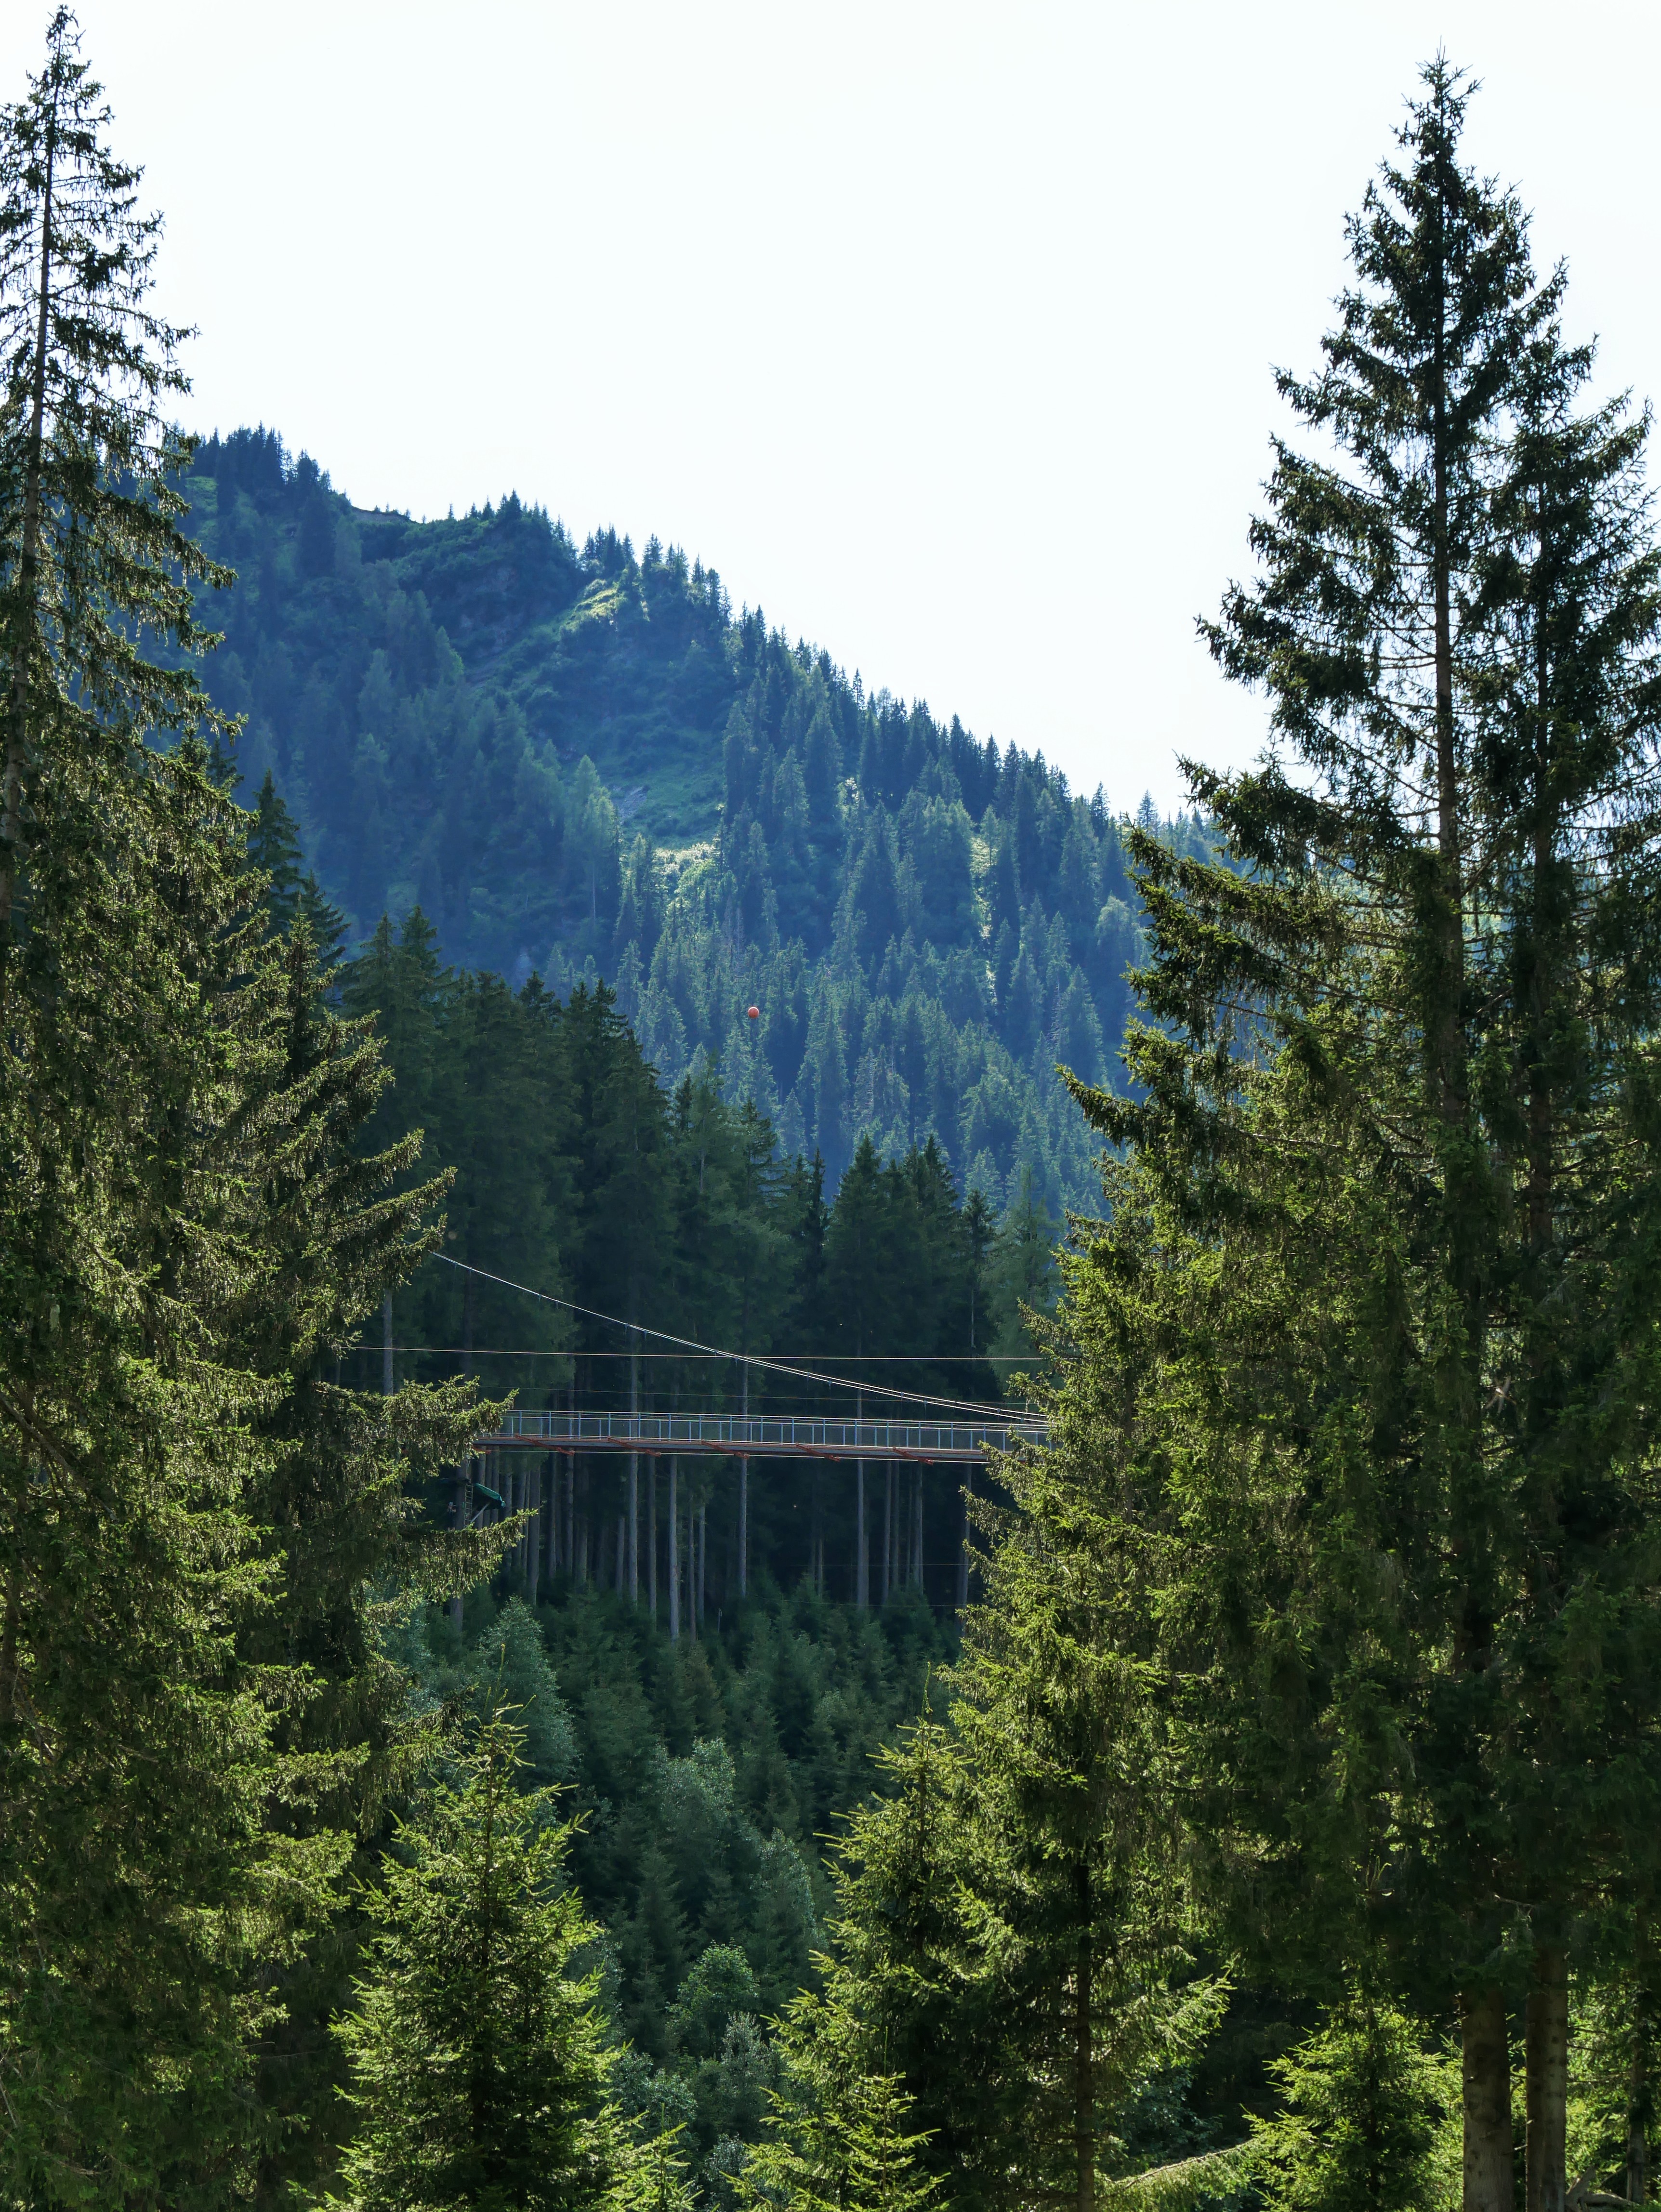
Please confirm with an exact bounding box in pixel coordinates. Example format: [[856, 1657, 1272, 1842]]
[[0, 1566, 19, 1729], [452, 1265, 477, 1627], [1428, 174, 1466, 1140], [527, 1462, 540, 1605], [1074, 1862, 1094, 2212], [1628, 1968, 1654, 2210], [1627, 2041, 1648, 2210], [1, 89, 57, 939], [546, 1453, 558, 1580], [1462, 1987, 1515, 2212], [668, 1457, 679, 1642], [382, 1290, 393, 1396], [957, 1471, 972, 1610], [738, 1358, 749, 1599], [856, 1388, 868, 1608], [628, 1332, 639, 1604], [882, 1466, 893, 1606], [1526, 1946, 1567, 2212], [856, 1462, 868, 1608], [566, 1383, 576, 1577]]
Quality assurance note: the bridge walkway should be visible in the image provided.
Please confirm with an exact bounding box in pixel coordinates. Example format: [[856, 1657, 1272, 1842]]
[[479, 1409, 1042, 1463]]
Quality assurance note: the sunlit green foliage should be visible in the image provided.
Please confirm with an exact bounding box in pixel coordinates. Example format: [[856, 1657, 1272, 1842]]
[[333, 1710, 621, 2212]]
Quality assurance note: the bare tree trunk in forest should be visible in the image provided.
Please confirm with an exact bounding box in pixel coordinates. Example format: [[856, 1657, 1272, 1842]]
[[527, 1462, 540, 1604], [855, 1391, 868, 1609], [1462, 1988, 1515, 2212], [738, 1355, 749, 1598], [1520, 605, 1572, 2212], [1628, 2039, 1649, 2210], [1526, 1947, 1567, 2212], [689, 1493, 698, 1641], [0, 1565, 18, 1729], [1, 85, 57, 941], [1074, 1863, 1094, 2212], [882, 1466, 893, 1606], [957, 1471, 972, 1610], [628, 1330, 639, 1605], [450, 1266, 478, 1629], [668, 1457, 679, 1642], [1428, 185, 1466, 1142], [855, 1463, 867, 1607], [1425, 183, 1511, 2212], [546, 1453, 557, 1580], [1628, 1960, 1655, 2210]]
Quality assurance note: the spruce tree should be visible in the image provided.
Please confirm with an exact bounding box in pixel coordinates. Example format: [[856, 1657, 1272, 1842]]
[[0, 5, 230, 940], [737, 1986, 938, 2212], [817, 1719, 1018, 2210], [232, 910, 506, 2205], [0, 17, 315, 2194], [951, 1422, 1242, 2212], [334, 1710, 622, 2212], [1060, 59, 1661, 2212], [0, 20, 501, 2190], [1248, 1996, 1456, 2212], [818, 1441, 1248, 2212], [248, 767, 306, 934], [0, 741, 348, 2203]]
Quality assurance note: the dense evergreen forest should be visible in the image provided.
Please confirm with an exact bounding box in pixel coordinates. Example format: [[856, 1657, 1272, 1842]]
[[4, 17, 1661, 2212], [310, 822, 1058, 1596], [182, 420, 1213, 1212]]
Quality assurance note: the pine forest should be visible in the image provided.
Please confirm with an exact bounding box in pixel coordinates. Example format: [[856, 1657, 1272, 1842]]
[[2, 15, 1660, 2212]]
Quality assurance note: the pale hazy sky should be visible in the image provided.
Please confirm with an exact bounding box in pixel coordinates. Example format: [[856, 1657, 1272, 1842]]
[[3, 2, 1657, 811]]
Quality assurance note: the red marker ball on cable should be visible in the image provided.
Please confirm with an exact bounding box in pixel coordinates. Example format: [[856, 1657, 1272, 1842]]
[[747, 1004, 760, 1020]]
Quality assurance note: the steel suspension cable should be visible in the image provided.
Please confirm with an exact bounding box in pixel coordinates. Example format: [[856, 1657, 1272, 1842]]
[[431, 1252, 1022, 1419]]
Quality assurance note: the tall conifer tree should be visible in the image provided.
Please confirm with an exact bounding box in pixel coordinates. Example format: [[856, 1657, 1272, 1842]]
[[0, 20, 499, 2192], [334, 1711, 622, 2212], [1059, 60, 1661, 2212]]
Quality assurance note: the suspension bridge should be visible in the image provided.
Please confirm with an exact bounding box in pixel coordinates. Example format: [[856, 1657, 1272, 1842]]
[[425, 1255, 1048, 1616], [432, 1252, 1049, 1471], [477, 1408, 1045, 1462]]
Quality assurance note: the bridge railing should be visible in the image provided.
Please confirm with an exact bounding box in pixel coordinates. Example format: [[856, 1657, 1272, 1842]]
[[477, 1410, 1045, 1462]]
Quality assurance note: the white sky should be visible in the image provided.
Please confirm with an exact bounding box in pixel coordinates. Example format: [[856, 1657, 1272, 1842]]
[[4, 1, 1658, 812]]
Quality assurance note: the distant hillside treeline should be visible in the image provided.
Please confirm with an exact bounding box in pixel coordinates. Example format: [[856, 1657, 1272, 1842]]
[[330, 890, 1059, 1606], [187, 428, 1209, 1207]]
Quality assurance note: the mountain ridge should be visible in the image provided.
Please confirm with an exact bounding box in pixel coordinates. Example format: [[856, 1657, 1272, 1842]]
[[187, 425, 1206, 1209]]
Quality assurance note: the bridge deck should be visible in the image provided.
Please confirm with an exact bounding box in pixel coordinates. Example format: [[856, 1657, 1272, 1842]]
[[479, 1410, 1041, 1463]]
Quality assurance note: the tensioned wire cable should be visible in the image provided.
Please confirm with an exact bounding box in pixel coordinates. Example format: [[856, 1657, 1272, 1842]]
[[382, 1347, 1027, 1361], [431, 1252, 1022, 1420]]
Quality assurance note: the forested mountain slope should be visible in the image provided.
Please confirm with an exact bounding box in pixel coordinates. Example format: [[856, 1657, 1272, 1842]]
[[187, 428, 1209, 1207]]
